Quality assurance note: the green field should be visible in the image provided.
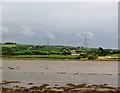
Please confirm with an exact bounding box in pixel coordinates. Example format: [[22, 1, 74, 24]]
[[1, 43, 120, 60], [0, 44, 17, 48], [111, 54, 120, 58], [10, 55, 79, 60]]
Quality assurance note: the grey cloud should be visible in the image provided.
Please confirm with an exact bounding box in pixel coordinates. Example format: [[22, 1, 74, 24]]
[[21, 26, 34, 37], [2, 2, 118, 48]]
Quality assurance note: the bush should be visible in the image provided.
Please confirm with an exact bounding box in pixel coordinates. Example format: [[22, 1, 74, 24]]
[[80, 54, 87, 58], [2, 47, 14, 55], [88, 54, 98, 60]]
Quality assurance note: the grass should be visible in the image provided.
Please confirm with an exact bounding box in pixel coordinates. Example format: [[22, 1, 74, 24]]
[[1, 43, 119, 61], [39, 46, 61, 52], [4, 55, 79, 60], [111, 54, 120, 58], [0, 44, 17, 48], [3, 54, 119, 61], [14, 50, 35, 54], [15, 55, 79, 59]]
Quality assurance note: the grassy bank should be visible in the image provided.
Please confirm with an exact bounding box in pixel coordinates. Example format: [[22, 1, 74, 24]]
[[1, 43, 120, 61], [2, 55, 119, 61], [2, 55, 80, 60]]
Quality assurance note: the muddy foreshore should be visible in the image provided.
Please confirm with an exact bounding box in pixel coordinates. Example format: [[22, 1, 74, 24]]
[[1, 81, 120, 93], [1, 60, 119, 93]]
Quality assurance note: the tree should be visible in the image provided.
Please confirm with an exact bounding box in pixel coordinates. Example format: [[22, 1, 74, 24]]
[[2, 47, 14, 55], [97, 47, 104, 56]]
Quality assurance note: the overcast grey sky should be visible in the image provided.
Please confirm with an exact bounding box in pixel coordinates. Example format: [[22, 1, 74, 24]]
[[2, 2, 118, 49]]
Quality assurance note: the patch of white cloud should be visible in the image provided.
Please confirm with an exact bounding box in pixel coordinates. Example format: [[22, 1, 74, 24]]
[[21, 26, 34, 37], [84, 32, 93, 38], [2, 27, 10, 34], [46, 32, 55, 39]]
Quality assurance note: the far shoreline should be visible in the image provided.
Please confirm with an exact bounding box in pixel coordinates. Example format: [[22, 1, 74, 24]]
[[1, 56, 119, 62]]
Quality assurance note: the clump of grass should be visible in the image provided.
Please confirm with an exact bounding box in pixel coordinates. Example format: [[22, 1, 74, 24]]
[[76, 83, 87, 88], [39, 84, 49, 89]]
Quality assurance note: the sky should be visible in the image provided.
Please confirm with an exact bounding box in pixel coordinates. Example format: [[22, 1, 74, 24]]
[[1, 2, 118, 49]]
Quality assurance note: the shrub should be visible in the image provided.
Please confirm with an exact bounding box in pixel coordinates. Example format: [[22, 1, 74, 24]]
[[88, 54, 98, 60]]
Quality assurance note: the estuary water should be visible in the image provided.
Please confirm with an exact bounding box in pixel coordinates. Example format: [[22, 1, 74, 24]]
[[2, 60, 119, 87]]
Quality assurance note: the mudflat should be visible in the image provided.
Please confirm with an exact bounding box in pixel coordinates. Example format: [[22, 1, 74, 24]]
[[1, 59, 119, 92]]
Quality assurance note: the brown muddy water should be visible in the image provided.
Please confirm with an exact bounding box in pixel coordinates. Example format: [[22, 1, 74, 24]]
[[1, 60, 119, 88]]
